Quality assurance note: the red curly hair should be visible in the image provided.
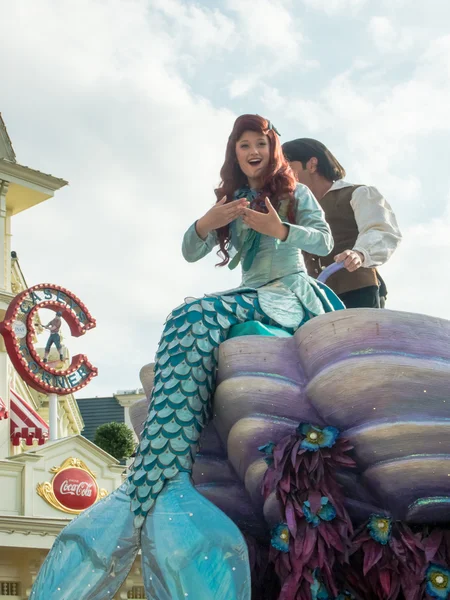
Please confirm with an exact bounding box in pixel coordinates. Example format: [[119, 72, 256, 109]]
[[215, 114, 297, 266]]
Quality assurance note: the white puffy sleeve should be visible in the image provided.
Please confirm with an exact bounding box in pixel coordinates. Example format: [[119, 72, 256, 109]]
[[351, 186, 402, 267]]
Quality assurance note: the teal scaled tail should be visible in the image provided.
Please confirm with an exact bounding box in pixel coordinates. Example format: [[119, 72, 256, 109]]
[[30, 292, 277, 600], [127, 293, 274, 525]]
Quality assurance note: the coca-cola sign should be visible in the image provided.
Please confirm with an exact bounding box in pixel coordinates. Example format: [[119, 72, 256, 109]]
[[37, 457, 108, 514], [53, 467, 98, 511]]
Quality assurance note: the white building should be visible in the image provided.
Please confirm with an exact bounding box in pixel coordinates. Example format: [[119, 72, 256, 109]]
[[0, 115, 145, 599]]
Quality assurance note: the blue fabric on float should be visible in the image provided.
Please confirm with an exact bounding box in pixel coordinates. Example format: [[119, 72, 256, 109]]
[[227, 321, 293, 339]]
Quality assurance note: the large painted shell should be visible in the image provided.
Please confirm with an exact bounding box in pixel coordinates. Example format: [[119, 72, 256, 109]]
[[131, 308, 450, 537]]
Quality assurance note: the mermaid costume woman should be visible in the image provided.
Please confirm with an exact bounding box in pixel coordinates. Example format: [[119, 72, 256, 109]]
[[30, 183, 343, 600]]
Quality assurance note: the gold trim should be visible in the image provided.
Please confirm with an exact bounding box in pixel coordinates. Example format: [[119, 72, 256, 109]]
[[36, 457, 108, 515], [49, 457, 97, 478]]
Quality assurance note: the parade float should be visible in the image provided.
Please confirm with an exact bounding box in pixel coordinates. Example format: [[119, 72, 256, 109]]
[[130, 265, 450, 600], [16, 110, 449, 599]]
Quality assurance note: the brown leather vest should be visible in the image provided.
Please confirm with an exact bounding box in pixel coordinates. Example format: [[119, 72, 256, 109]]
[[304, 184, 378, 295]]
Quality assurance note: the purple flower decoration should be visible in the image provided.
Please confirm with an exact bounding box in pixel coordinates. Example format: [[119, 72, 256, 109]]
[[303, 496, 337, 527], [367, 514, 392, 545], [297, 423, 339, 451], [270, 523, 290, 553], [258, 442, 276, 465], [426, 564, 450, 599]]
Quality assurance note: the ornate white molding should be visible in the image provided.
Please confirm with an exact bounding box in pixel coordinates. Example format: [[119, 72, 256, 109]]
[[0, 289, 15, 305], [0, 178, 8, 217], [0, 515, 70, 537]]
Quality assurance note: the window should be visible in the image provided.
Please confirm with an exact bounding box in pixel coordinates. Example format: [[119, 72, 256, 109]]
[[127, 587, 145, 599], [0, 581, 20, 596]]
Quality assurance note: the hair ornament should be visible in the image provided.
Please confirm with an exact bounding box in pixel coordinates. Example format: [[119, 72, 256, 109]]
[[268, 121, 281, 136]]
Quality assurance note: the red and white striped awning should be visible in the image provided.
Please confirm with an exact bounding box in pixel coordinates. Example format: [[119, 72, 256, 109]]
[[0, 397, 8, 420], [10, 389, 49, 446]]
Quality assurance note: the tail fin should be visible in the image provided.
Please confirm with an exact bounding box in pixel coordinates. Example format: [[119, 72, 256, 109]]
[[141, 473, 251, 600], [30, 474, 251, 600], [30, 484, 140, 600]]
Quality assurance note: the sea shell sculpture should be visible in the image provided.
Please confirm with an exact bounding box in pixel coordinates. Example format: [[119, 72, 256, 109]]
[[130, 308, 450, 538]]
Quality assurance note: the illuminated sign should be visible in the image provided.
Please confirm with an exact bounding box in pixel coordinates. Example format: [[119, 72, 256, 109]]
[[0, 284, 97, 395]]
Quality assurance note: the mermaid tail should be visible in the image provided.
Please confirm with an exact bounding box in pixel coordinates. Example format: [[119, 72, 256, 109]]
[[30, 484, 140, 600], [31, 292, 270, 599], [127, 292, 271, 526], [29, 476, 250, 600], [141, 472, 250, 599]]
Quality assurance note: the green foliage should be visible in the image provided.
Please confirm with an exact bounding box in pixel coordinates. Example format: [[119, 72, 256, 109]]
[[94, 421, 135, 461]]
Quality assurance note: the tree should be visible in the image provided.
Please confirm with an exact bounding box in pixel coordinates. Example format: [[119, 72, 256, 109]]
[[94, 422, 135, 461]]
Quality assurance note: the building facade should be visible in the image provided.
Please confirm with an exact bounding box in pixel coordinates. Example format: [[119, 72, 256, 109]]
[[0, 115, 146, 599]]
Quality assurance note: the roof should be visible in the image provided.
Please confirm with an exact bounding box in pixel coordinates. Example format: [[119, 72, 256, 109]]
[[0, 113, 16, 161], [7, 434, 121, 466], [0, 113, 68, 215], [0, 158, 68, 216], [76, 397, 125, 443], [0, 158, 68, 189]]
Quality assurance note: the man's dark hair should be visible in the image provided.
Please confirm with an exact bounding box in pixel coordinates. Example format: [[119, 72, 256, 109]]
[[282, 138, 346, 182]]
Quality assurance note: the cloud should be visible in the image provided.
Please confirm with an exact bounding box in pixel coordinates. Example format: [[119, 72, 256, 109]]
[[417, 34, 450, 81], [381, 192, 450, 320], [1, 0, 239, 395], [368, 16, 420, 53], [152, 0, 236, 54], [227, 0, 300, 57], [1, 0, 449, 398], [368, 17, 397, 52], [225, 0, 314, 97], [262, 27, 450, 323], [229, 75, 261, 99], [271, 29, 450, 183], [302, 0, 367, 16]]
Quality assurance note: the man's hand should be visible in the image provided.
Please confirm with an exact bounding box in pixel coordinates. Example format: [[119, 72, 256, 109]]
[[242, 197, 288, 240], [334, 249, 364, 272]]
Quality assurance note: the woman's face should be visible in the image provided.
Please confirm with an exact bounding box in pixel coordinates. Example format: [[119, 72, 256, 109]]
[[235, 130, 270, 187]]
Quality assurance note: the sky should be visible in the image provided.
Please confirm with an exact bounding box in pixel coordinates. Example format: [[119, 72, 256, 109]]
[[0, 0, 449, 397]]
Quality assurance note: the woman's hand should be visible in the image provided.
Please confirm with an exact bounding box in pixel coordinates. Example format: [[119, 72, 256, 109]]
[[196, 196, 248, 239], [334, 249, 364, 272], [242, 197, 288, 240]]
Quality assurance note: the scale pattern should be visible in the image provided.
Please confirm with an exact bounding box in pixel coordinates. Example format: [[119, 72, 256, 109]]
[[127, 293, 275, 526]]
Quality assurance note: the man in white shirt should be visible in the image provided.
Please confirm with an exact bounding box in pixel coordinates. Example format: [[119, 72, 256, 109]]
[[282, 138, 401, 308]]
